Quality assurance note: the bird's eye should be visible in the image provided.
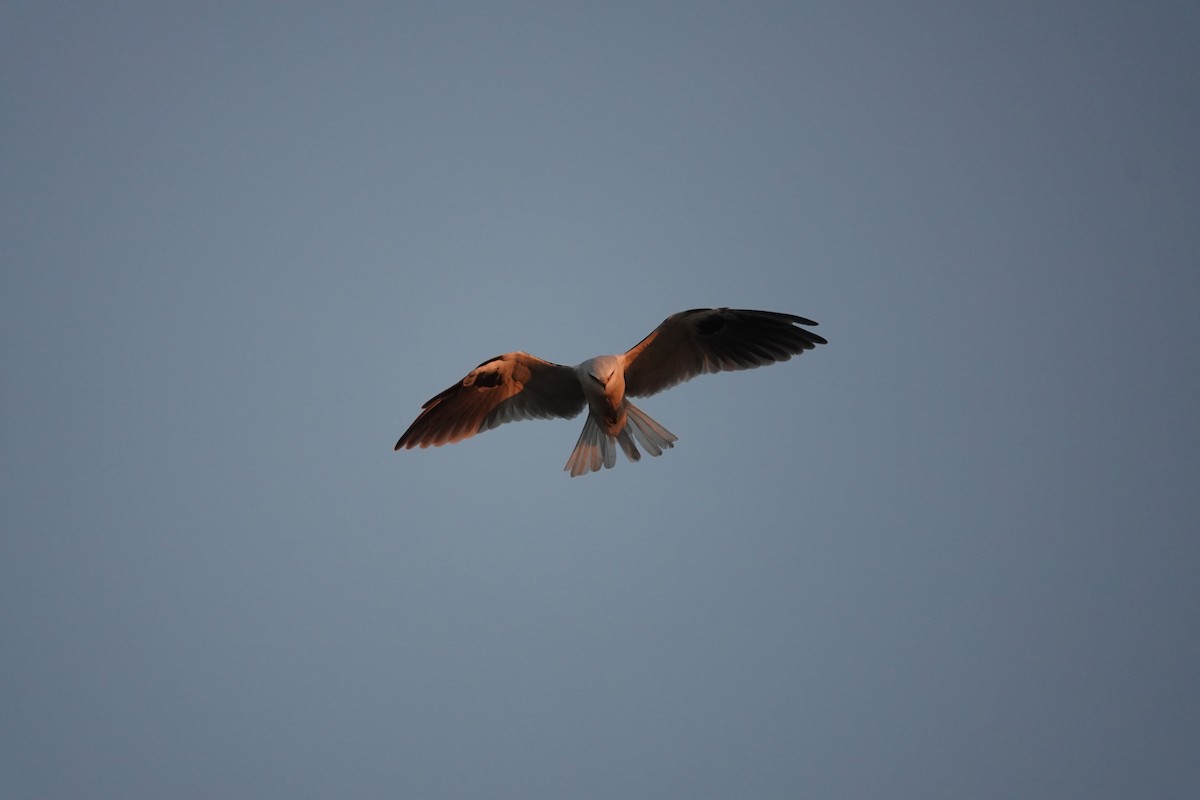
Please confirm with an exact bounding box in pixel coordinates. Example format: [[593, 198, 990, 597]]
[[590, 374, 605, 385]]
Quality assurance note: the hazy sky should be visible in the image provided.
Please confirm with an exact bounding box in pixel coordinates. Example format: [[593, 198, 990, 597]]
[[3, 3, 1199, 798]]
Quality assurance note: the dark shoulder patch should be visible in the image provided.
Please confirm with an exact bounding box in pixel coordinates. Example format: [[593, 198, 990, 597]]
[[471, 370, 504, 388], [696, 313, 727, 335]]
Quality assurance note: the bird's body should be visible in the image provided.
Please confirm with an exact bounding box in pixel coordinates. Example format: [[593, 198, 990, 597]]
[[395, 308, 827, 476]]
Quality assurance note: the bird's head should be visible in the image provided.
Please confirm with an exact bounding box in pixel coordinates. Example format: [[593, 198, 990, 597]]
[[584, 355, 621, 388]]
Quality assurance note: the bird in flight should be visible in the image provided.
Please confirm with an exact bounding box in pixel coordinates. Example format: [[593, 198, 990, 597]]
[[395, 307, 827, 476]]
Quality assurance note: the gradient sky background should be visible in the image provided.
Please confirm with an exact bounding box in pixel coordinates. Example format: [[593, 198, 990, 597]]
[[3, 2, 1199, 798]]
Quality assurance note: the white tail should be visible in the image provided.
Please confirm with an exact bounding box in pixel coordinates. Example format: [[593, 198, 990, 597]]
[[624, 401, 677, 456], [564, 401, 677, 477]]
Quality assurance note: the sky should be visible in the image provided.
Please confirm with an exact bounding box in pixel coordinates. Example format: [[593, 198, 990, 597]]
[[3, 2, 1199, 798]]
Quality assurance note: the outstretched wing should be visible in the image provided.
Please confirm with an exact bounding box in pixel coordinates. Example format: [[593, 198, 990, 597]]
[[395, 352, 585, 449], [622, 308, 827, 397]]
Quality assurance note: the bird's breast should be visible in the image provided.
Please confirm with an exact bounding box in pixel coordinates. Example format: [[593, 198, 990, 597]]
[[581, 380, 627, 436]]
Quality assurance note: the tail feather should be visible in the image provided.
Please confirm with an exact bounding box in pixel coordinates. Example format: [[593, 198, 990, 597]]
[[617, 426, 642, 463], [625, 401, 677, 457], [565, 403, 678, 477], [601, 426, 617, 470], [565, 413, 613, 477]]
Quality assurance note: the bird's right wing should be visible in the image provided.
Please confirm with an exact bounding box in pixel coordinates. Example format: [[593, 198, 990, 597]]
[[395, 352, 585, 449], [622, 308, 827, 397]]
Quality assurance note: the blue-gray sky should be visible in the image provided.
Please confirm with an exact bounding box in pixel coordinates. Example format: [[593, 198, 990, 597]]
[[3, 2, 1199, 798]]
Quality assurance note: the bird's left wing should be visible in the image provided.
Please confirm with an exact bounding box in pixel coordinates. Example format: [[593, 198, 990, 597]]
[[395, 352, 584, 449], [622, 308, 827, 398]]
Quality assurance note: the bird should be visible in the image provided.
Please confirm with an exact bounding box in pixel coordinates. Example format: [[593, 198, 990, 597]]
[[394, 307, 827, 476]]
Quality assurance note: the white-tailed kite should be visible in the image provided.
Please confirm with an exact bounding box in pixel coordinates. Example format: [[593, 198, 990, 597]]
[[395, 307, 827, 476]]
